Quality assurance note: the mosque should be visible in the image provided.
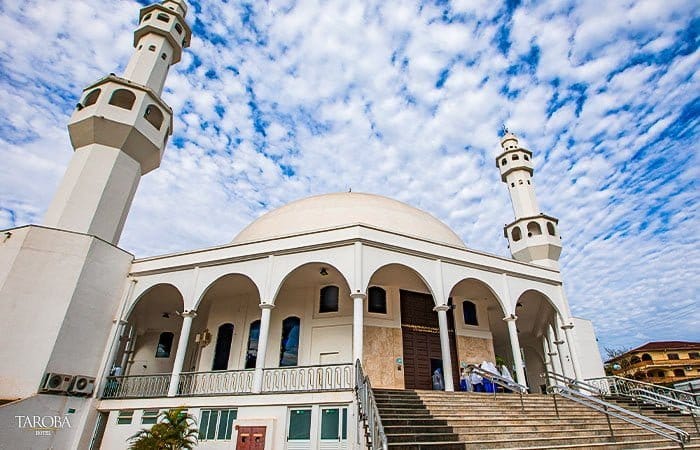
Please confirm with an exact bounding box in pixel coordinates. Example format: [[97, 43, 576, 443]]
[[0, 1, 604, 449]]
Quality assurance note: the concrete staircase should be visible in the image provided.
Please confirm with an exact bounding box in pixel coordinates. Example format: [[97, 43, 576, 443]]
[[603, 394, 700, 439], [373, 389, 699, 449]]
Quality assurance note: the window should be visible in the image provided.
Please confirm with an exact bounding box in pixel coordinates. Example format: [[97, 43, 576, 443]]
[[287, 409, 311, 441], [108, 89, 136, 110], [117, 410, 134, 425], [280, 317, 300, 367], [547, 222, 556, 236], [673, 369, 686, 377], [689, 352, 700, 359], [161, 52, 167, 60], [501, 158, 507, 166], [83, 89, 101, 107], [199, 409, 237, 441], [368, 287, 387, 314], [142, 13, 152, 22], [524, 154, 530, 161], [320, 407, 348, 443], [319, 285, 339, 313], [155, 332, 174, 358], [641, 353, 652, 361], [512, 154, 519, 160], [668, 353, 680, 360], [511, 226, 522, 242], [175, 23, 183, 34], [462, 300, 478, 326], [141, 409, 159, 425], [144, 105, 164, 130], [245, 320, 260, 369], [212, 323, 234, 371], [527, 221, 542, 236], [630, 356, 641, 364], [148, 45, 156, 52], [157, 13, 170, 22]]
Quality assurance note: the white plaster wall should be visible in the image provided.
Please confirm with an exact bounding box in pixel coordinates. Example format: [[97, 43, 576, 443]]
[[572, 317, 605, 379]]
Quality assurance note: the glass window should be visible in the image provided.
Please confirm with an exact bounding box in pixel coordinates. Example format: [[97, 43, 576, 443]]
[[368, 287, 387, 314], [689, 352, 700, 359], [245, 320, 260, 369], [155, 332, 174, 358], [668, 353, 680, 360], [199, 409, 237, 441], [212, 323, 234, 371], [319, 286, 339, 313], [288, 409, 311, 440], [280, 317, 300, 367], [320, 407, 348, 442], [462, 301, 478, 326], [673, 369, 686, 377], [141, 409, 158, 425], [117, 410, 133, 425]]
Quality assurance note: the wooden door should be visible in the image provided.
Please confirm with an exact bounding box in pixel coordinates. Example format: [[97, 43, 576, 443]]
[[236, 425, 266, 450]]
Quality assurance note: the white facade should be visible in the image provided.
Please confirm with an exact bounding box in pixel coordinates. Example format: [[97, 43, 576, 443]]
[[0, 1, 605, 449]]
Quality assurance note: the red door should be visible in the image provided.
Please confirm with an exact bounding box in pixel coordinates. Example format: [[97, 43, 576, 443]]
[[236, 426, 266, 450]]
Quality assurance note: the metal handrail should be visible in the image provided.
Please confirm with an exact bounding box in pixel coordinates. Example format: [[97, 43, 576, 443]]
[[355, 359, 388, 450], [544, 370, 603, 396], [587, 375, 700, 408], [547, 383, 690, 448], [466, 364, 528, 412]]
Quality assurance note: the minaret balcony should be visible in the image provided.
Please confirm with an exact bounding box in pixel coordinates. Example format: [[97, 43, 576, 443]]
[[504, 215, 562, 264], [496, 148, 534, 182], [68, 75, 173, 174], [135, 4, 192, 63]]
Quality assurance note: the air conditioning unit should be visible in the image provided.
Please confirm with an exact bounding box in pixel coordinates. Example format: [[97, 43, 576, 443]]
[[41, 373, 73, 394], [69, 376, 96, 396]]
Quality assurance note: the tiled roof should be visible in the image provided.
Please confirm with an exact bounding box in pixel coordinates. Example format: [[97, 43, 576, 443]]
[[630, 341, 700, 352]]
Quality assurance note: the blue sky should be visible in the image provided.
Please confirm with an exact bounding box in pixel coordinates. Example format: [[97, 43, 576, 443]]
[[0, 0, 698, 354]]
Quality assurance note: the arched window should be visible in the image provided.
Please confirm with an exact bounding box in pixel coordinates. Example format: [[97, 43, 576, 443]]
[[641, 353, 652, 361], [319, 286, 339, 313], [511, 226, 522, 242], [142, 13, 152, 22], [462, 300, 478, 326], [175, 23, 183, 34], [547, 222, 556, 236], [144, 105, 164, 130], [524, 154, 530, 161], [244, 320, 260, 369], [280, 317, 300, 367], [212, 323, 234, 371], [157, 13, 170, 22], [630, 356, 641, 364], [512, 154, 520, 160], [527, 221, 542, 237], [368, 287, 387, 314], [83, 89, 101, 107], [673, 369, 686, 377], [155, 332, 174, 358], [148, 45, 156, 52], [108, 89, 136, 110], [501, 158, 507, 166]]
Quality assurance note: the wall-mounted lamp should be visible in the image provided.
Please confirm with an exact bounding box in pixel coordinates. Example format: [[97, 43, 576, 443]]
[[319, 267, 328, 276]]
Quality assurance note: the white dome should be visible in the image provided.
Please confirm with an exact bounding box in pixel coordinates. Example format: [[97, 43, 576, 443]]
[[232, 192, 466, 248]]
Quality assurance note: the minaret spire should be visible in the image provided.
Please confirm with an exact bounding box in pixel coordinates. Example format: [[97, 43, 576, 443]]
[[496, 131, 562, 268], [43, 1, 191, 245]]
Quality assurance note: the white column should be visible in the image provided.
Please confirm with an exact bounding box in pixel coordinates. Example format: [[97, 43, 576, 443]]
[[433, 305, 454, 392], [351, 293, 366, 365], [546, 334, 563, 376], [561, 323, 583, 381], [504, 315, 527, 386], [552, 324, 570, 378], [253, 303, 275, 393], [168, 310, 196, 397]]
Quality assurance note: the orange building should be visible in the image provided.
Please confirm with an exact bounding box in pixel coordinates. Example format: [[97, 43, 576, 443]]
[[608, 341, 700, 385]]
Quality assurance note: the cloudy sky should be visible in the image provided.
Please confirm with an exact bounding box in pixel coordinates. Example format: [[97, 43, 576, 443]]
[[0, 0, 697, 354]]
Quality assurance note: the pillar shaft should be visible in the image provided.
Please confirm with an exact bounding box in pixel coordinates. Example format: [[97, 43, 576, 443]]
[[253, 304, 274, 393], [168, 311, 196, 397], [434, 305, 454, 392], [562, 324, 583, 381], [505, 316, 527, 386], [352, 294, 365, 365]]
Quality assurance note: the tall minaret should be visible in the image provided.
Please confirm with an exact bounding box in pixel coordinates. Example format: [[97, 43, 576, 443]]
[[43, 0, 191, 245], [497, 130, 562, 268]]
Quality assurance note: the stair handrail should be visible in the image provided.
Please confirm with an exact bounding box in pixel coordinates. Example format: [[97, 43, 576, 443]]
[[543, 370, 603, 396], [355, 359, 388, 450], [587, 375, 700, 410], [547, 383, 691, 448], [466, 364, 528, 412]]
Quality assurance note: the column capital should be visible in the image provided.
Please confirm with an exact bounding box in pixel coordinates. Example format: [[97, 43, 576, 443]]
[[179, 310, 197, 318], [259, 303, 275, 310], [561, 323, 574, 330], [350, 293, 367, 300], [503, 314, 518, 322], [547, 352, 558, 357], [433, 304, 450, 312]]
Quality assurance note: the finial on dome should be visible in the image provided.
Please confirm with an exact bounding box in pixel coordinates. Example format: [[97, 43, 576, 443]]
[[500, 127, 519, 149]]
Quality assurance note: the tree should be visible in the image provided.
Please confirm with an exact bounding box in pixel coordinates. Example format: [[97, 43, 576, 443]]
[[128, 407, 198, 450]]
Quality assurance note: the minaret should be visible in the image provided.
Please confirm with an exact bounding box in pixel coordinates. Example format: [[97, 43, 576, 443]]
[[43, 0, 191, 245], [497, 131, 562, 268]]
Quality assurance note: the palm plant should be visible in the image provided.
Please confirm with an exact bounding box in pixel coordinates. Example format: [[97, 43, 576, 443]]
[[128, 407, 198, 449]]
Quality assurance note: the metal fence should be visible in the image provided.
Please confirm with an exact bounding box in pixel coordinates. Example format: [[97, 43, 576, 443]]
[[102, 373, 170, 399]]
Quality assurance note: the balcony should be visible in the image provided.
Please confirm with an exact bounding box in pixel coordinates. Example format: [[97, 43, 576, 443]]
[[102, 363, 353, 399]]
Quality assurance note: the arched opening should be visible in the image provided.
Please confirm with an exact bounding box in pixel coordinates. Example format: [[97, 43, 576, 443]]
[[546, 222, 556, 236], [175, 23, 183, 34], [83, 89, 101, 107], [368, 286, 387, 314], [527, 221, 542, 237], [144, 104, 164, 130], [630, 356, 641, 365], [511, 226, 522, 242], [157, 13, 170, 22], [319, 285, 339, 313], [212, 323, 234, 371], [512, 154, 520, 160], [108, 89, 136, 110], [524, 154, 530, 161], [673, 369, 686, 377], [245, 320, 260, 369], [501, 158, 508, 166], [280, 317, 300, 366], [641, 353, 652, 361]]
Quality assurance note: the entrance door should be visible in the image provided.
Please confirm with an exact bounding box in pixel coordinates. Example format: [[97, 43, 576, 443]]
[[319, 406, 348, 449], [236, 425, 266, 450], [400, 290, 458, 389]]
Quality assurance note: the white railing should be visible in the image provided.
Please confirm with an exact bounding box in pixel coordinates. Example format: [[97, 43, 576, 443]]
[[587, 375, 700, 408], [102, 373, 170, 399], [355, 359, 388, 450], [262, 363, 353, 393], [178, 369, 253, 396]]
